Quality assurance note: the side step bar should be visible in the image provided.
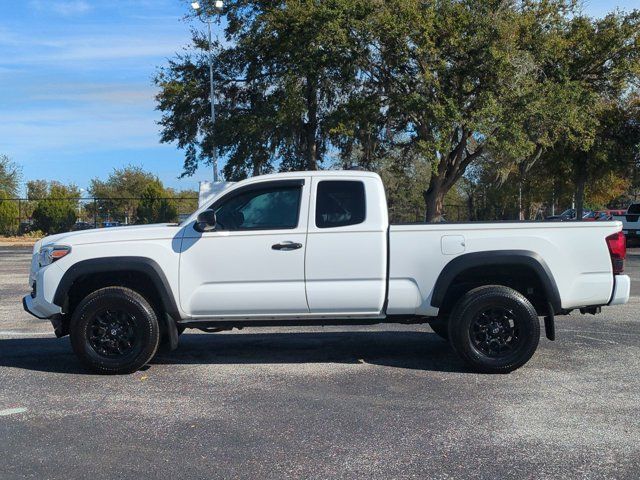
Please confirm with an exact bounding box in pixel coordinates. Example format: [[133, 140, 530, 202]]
[[177, 315, 425, 330]]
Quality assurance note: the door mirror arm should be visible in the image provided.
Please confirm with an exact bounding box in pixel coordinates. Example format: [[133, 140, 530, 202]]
[[194, 209, 217, 233]]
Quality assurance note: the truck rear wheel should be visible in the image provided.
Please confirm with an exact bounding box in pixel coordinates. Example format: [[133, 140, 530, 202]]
[[448, 285, 540, 373], [70, 287, 160, 374]]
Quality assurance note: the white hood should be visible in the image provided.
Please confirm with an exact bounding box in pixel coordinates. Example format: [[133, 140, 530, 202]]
[[34, 223, 182, 251]]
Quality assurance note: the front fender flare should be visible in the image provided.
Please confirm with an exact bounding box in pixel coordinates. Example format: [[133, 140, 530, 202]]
[[53, 256, 181, 320]]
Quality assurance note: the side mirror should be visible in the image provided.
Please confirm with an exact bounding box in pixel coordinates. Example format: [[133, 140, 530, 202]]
[[194, 209, 217, 232]]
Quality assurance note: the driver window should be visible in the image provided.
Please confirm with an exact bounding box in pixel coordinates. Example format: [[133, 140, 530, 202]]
[[213, 186, 302, 231]]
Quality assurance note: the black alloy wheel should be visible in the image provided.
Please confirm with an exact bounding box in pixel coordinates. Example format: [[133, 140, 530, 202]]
[[447, 285, 540, 373], [70, 287, 160, 374], [469, 306, 521, 357], [88, 309, 139, 358]]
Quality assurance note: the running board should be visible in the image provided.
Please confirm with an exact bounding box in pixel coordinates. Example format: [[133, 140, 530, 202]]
[[177, 315, 424, 330]]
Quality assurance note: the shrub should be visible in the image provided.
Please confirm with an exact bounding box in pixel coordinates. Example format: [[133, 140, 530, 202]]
[[0, 192, 18, 235], [32, 185, 78, 234], [136, 182, 178, 224]]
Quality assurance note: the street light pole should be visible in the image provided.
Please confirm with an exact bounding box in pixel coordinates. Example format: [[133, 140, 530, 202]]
[[206, 18, 218, 182], [192, 1, 224, 183]]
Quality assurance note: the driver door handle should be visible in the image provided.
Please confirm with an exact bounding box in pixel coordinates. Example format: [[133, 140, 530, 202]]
[[272, 241, 303, 251]]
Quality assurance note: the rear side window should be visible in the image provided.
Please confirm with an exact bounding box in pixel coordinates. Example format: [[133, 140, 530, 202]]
[[316, 181, 366, 228]]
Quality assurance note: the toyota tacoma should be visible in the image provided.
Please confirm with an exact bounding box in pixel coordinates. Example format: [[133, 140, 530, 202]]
[[23, 171, 630, 374]]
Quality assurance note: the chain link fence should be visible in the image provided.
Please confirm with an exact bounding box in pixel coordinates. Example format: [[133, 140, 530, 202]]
[[2, 195, 581, 236], [0, 197, 199, 236], [388, 204, 468, 223]]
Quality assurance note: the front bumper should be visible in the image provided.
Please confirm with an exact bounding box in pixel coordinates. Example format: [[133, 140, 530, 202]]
[[22, 292, 62, 319], [608, 275, 631, 306], [23, 258, 65, 321], [22, 295, 67, 337]]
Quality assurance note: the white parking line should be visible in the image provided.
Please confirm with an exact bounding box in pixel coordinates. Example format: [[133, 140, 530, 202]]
[[0, 331, 52, 337], [0, 408, 27, 417]]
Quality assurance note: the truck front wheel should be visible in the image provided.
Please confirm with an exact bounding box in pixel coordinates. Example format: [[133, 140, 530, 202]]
[[448, 285, 540, 373], [70, 287, 160, 374]]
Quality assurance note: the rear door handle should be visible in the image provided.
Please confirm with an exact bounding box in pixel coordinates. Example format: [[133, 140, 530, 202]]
[[272, 241, 303, 251]]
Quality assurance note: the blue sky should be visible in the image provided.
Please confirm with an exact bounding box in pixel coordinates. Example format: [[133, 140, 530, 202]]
[[0, 0, 637, 195]]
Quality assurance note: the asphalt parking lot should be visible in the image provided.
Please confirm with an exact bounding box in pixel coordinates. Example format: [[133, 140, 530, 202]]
[[1, 246, 639, 479]]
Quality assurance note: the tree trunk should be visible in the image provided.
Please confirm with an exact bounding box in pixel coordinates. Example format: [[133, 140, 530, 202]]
[[466, 192, 475, 221], [574, 159, 587, 220], [518, 181, 524, 221], [420, 127, 487, 222], [518, 162, 527, 221], [423, 178, 445, 222], [304, 77, 318, 171]]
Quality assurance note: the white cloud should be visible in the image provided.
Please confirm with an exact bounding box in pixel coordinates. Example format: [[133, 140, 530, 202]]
[[0, 27, 190, 66], [24, 82, 158, 106], [0, 105, 162, 154], [29, 0, 92, 16], [0, 81, 164, 152]]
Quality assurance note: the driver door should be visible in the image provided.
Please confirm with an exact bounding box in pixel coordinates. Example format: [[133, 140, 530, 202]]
[[179, 178, 310, 318]]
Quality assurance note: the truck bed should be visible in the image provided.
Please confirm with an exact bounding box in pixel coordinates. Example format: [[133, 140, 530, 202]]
[[386, 221, 621, 316]]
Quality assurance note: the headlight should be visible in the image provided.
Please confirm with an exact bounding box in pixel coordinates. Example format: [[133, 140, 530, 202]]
[[39, 245, 71, 267]]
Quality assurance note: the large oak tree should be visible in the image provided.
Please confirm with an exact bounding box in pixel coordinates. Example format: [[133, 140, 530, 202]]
[[156, 0, 639, 220]]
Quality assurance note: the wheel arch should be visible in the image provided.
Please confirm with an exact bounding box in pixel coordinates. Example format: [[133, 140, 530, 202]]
[[431, 250, 561, 316], [53, 257, 181, 321]]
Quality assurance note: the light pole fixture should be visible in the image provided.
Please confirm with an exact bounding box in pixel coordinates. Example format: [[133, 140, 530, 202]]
[[192, 0, 224, 182]]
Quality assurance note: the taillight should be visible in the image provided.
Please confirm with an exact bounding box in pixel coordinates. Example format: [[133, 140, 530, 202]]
[[605, 232, 626, 274]]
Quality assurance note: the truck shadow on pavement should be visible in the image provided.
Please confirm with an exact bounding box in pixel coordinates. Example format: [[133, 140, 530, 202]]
[[0, 331, 468, 375]]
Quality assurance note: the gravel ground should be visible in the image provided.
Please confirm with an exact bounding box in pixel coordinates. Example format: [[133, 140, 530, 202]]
[[1, 246, 639, 479]]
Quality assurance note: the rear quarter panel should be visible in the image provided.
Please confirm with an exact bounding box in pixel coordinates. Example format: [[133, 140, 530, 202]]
[[388, 221, 620, 316]]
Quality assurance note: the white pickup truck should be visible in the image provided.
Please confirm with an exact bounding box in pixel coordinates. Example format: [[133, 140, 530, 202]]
[[23, 171, 630, 374]]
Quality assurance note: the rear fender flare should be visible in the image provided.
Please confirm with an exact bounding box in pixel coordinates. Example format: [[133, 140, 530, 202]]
[[430, 250, 561, 314]]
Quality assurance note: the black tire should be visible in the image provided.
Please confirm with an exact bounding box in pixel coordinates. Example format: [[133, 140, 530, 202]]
[[176, 325, 186, 336], [70, 287, 160, 374], [428, 319, 449, 340], [448, 285, 540, 374]]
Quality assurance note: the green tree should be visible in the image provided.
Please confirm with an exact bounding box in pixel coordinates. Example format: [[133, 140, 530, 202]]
[[165, 187, 199, 219], [89, 166, 161, 224], [0, 155, 21, 197], [32, 184, 79, 234], [0, 191, 19, 235], [136, 182, 179, 224], [157, 1, 639, 221], [542, 12, 640, 218], [156, 0, 375, 179], [26, 180, 49, 200], [358, 0, 620, 221]]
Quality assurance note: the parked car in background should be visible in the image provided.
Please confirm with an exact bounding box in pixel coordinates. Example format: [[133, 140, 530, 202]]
[[18, 220, 35, 235], [613, 204, 640, 238], [583, 211, 616, 222], [546, 209, 616, 222], [607, 209, 627, 217], [582, 211, 600, 221], [546, 209, 595, 221], [546, 209, 576, 221], [71, 222, 94, 231], [101, 221, 122, 228]]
